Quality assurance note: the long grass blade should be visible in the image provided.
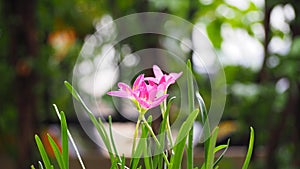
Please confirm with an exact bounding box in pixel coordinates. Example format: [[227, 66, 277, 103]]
[[205, 127, 219, 169], [213, 139, 230, 168], [187, 59, 195, 169], [242, 127, 255, 169], [47, 134, 65, 169], [64, 81, 114, 160], [60, 111, 69, 169], [53, 104, 86, 169], [170, 109, 199, 169], [108, 116, 121, 163], [35, 135, 52, 169]]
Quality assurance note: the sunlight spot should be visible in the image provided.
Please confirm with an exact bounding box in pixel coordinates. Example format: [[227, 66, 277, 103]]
[[220, 25, 264, 71], [199, 0, 214, 5], [276, 78, 289, 93], [267, 55, 280, 68], [224, 0, 249, 10], [268, 36, 291, 55], [283, 4, 295, 22], [217, 4, 235, 19], [231, 83, 259, 97]]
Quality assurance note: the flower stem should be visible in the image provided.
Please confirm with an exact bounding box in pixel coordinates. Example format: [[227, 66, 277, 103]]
[[131, 115, 142, 157], [166, 117, 174, 149], [142, 116, 161, 147], [161, 99, 174, 150]]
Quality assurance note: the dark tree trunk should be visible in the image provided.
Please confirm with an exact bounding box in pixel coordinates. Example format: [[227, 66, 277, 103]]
[[5, 0, 38, 167]]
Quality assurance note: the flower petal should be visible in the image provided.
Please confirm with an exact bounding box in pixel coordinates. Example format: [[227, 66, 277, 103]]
[[153, 65, 163, 80], [133, 74, 145, 90], [150, 94, 168, 108], [170, 72, 183, 81], [118, 82, 132, 92], [107, 91, 131, 98]]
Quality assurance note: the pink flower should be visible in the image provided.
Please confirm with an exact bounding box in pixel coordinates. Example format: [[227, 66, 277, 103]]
[[145, 65, 182, 92], [107, 74, 168, 113]]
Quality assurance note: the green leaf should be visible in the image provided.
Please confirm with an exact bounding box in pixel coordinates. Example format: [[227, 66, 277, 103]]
[[171, 109, 199, 169], [206, 127, 219, 169], [187, 59, 195, 169], [153, 96, 176, 169], [214, 144, 227, 154], [175, 109, 199, 145], [130, 116, 152, 169], [143, 116, 153, 169], [52, 104, 86, 169], [213, 139, 230, 167], [64, 81, 114, 161], [108, 116, 121, 163], [170, 139, 186, 169], [195, 92, 208, 129], [196, 91, 211, 166], [60, 111, 69, 169], [242, 127, 255, 169], [98, 117, 115, 160], [121, 154, 125, 169], [31, 165, 36, 169], [47, 134, 65, 169], [35, 135, 52, 169], [64, 81, 80, 101]]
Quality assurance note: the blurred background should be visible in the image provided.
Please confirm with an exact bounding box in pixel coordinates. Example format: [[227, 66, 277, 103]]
[[0, 0, 300, 168]]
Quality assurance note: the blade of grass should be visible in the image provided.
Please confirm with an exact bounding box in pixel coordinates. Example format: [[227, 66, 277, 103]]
[[187, 59, 195, 169], [213, 139, 230, 167], [64, 81, 80, 101], [242, 127, 255, 169], [98, 117, 115, 160], [108, 115, 121, 163], [47, 134, 65, 169], [165, 96, 176, 149], [170, 109, 199, 169], [143, 116, 153, 169], [130, 116, 151, 169], [31, 165, 36, 169], [53, 104, 86, 169], [64, 81, 114, 161], [196, 92, 211, 169], [60, 111, 69, 169], [205, 127, 219, 169], [153, 97, 176, 169], [121, 154, 125, 169], [35, 135, 52, 169], [174, 109, 199, 145], [214, 144, 228, 154]]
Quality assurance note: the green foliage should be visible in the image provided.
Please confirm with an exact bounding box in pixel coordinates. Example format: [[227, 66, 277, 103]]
[[33, 79, 255, 169]]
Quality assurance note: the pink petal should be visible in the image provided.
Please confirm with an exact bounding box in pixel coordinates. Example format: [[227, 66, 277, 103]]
[[170, 72, 183, 81], [153, 65, 163, 80], [158, 75, 166, 84], [144, 77, 158, 84], [107, 91, 131, 98], [148, 86, 158, 101], [134, 95, 151, 109], [133, 74, 145, 90], [150, 94, 168, 108], [118, 82, 132, 91]]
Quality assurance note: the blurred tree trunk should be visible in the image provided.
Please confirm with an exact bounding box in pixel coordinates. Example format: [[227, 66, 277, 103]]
[[265, 1, 300, 168], [5, 0, 38, 167]]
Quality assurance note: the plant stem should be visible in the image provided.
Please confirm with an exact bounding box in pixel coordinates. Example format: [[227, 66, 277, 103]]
[[161, 99, 174, 150], [142, 116, 161, 147], [131, 115, 142, 157]]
